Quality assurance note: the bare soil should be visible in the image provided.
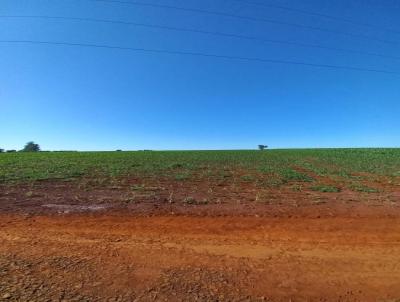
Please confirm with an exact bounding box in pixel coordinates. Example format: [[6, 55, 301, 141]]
[[1, 179, 400, 301]]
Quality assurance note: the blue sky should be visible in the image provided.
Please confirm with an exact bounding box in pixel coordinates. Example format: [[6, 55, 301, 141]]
[[1, 0, 399, 150]]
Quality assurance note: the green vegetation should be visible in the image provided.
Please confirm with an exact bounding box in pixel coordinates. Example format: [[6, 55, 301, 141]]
[[240, 175, 255, 182], [0, 149, 399, 192], [311, 185, 341, 193], [349, 183, 379, 193], [174, 173, 190, 181], [279, 168, 314, 183], [21, 141, 41, 152]]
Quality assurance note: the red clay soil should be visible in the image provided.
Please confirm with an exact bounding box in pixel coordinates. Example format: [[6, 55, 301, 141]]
[[1, 180, 400, 301]]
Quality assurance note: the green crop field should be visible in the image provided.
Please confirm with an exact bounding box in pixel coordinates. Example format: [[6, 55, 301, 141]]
[[1, 149, 399, 193]]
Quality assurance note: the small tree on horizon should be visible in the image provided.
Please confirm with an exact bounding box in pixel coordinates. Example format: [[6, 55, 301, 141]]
[[0, 148, 4, 153], [258, 145, 268, 151], [21, 141, 41, 152]]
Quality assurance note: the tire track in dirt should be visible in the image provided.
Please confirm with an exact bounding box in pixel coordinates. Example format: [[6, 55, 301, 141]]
[[1, 214, 400, 301]]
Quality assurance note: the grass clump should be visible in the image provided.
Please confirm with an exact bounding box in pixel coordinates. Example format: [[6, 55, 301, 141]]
[[240, 175, 255, 182], [291, 184, 303, 192], [311, 185, 341, 193], [349, 184, 379, 193], [182, 196, 209, 205], [168, 163, 184, 169], [131, 184, 145, 191], [280, 168, 314, 183], [175, 173, 190, 181]]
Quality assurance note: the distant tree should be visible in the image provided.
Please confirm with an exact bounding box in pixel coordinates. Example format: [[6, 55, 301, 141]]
[[258, 145, 268, 151], [0, 148, 4, 153], [116, 149, 122, 152], [21, 141, 41, 152], [6, 150, 16, 153]]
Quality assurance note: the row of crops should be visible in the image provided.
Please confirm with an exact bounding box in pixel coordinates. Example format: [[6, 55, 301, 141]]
[[1, 149, 399, 183]]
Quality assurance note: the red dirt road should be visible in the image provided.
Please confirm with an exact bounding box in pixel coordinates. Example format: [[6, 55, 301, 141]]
[[1, 214, 400, 301]]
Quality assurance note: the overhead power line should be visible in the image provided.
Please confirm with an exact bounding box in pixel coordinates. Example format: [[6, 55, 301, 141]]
[[2, 15, 400, 61], [78, 0, 399, 45], [0, 40, 398, 75], [232, 0, 400, 35]]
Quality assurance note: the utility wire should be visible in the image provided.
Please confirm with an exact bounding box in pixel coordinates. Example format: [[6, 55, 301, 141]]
[[2, 15, 400, 61], [77, 0, 399, 45], [232, 0, 400, 35], [0, 40, 398, 75]]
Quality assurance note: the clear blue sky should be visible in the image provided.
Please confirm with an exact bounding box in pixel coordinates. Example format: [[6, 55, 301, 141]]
[[1, 0, 399, 150]]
